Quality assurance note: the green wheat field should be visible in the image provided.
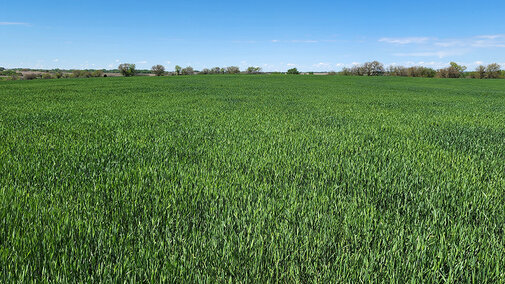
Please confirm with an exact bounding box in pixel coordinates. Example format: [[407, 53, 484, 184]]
[[1, 75, 504, 282]]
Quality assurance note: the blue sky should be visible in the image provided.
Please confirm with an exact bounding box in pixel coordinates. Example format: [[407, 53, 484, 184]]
[[2, 0, 505, 71]]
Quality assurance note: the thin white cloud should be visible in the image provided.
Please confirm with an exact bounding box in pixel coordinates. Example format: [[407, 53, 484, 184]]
[[382, 34, 505, 50], [312, 62, 331, 68], [394, 50, 467, 58], [0, 22, 29, 26], [291, 40, 319, 43], [379, 37, 430, 44], [270, 39, 325, 43], [476, 35, 505, 40], [53, 59, 59, 62], [137, 60, 147, 64]]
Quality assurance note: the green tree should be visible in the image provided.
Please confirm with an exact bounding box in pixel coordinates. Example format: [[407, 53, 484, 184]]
[[118, 63, 136, 77], [181, 66, 194, 75], [152, 65, 165, 76], [226, 66, 240, 74], [174, 65, 182, 76], [486, 63, 501, 79], [475, 65, 486, 79], [287, 68, 300, 74]]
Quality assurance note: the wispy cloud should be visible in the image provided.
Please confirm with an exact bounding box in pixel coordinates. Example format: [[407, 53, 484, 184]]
[[312, 62, 331, 68], [382, 35, 505, 49], [0, 22, 29, 26], [379, 37, 430, 44], [137, 60, 148, 64], [393, 50, 466, 58], [290, 40, 319, 43]]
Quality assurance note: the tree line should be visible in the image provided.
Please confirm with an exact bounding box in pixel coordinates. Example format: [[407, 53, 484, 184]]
[[340, 61, 504, 79], [2, 62, 504, 81], [118, 64, 263, 77]]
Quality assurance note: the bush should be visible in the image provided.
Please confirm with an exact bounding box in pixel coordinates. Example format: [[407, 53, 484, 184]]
[[72, 70, 92, 78], [42, 73, 54, 79], [209, 67, 224, 74], [226, 66, 240, 74], [23, 73, 38, 80], [118, 63, 136, 77], [246, 66, 262, 74], [181, 66, 194, 75], [151, 65, 165, 76], [486, 63, 501, 79], [200, 68, 210, 75], [327, 71, 337, 75], [174, 65, 182, 76], [287, 68, 300, 75], [91, 70, 104, 78]]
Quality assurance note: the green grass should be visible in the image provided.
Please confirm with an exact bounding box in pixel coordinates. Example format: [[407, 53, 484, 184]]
[[1, 75, 505, 282]]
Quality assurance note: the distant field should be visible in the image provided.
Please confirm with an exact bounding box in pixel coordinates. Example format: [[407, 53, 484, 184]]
[[1, 75, 505, 282]]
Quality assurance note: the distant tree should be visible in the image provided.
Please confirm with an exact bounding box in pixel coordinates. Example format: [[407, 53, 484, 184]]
[[327, 71, 337, 75], [54, 71, 63, 79], [200, 68, 210, 74], [450, 62, 467, 74], [174, 65, 182, 75], [246, 66, 262, 74], [118, 63, 136, 77], [0, 67, 5, 72], [208, 67, 220, 74], [437, 62, 466, 78], [475, 65, 486, 79], [72, 70, 92, 78], [340, 67, 352, 76], [362, 61, 385, 76], [91, 70, 104, 77], [152, 65, 165, 76], [181, 66, 194, 75], [486, 63, 501, 79], [226, 66, 240, 74], [287, 68, 300, 74], [23, 73, 38, 80], [42, 73, 53, 79]]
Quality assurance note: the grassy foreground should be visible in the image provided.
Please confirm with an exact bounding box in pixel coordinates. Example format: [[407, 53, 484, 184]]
[[1, 75, 505, 282]]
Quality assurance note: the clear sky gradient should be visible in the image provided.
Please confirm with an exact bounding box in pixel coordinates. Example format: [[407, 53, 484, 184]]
[[2, 0, 505, 71]]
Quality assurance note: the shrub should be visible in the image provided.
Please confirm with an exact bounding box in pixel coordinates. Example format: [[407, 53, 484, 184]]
[[226, 66, 240, 74], [72, 70, 92, 78], [118, 63, 136, 77], [362, 61, 385, 76], [91, 70, 104, 77], [327, 71, 337, 75], [475, 65, 486, 79], [23, 73, 38, 80], [42, 73, 54, 79], [246, 66, 262, 74], [287, 68, 300, 75], [486, 63, 501, 79], [181, 66, 194, 75], [151, 65, 165, 76], [174, 65, 182, 76], [209, 67, 224, 74]]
